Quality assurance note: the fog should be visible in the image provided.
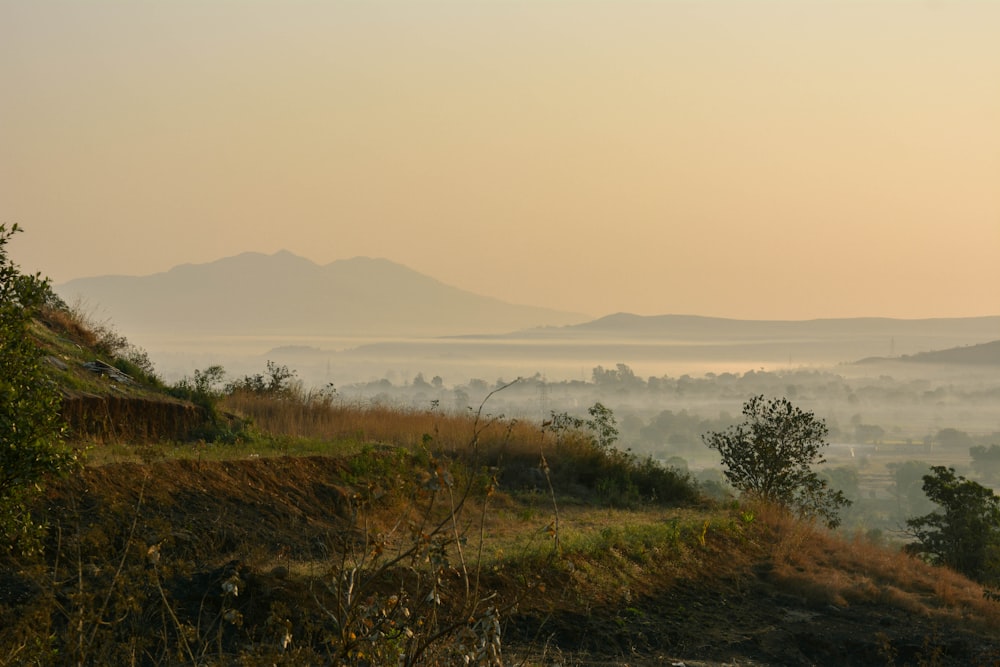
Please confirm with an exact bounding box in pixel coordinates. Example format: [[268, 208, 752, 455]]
[[94, 298, 1000, 536], [146, 331, 999, 452]]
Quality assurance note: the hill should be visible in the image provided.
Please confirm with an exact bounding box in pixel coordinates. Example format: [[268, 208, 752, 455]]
[[269, 312, 1000, 388], [9, 447, 1000, 665], [521, 312, 1000, 344], [31, 303, 213, 443], [857, 339, 1000, 366], [8, 304, 1000, 665], [55, 251, 587, 337]]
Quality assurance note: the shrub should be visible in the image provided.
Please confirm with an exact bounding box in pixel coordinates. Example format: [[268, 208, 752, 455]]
[[0, 223, 77, 553], [545, 404, 700, 507], [703, 395, 850, 528], [905, 466, 1000, 585]]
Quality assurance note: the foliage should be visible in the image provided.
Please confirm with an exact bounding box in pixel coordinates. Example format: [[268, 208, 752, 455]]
[[0, 223, 76, 553], [703, 395, 850, 528], [887, 460, 937, 520], [170, 364, 226, 406], [970, 444, 1000, 483], [546, 402, 619, 452], [585, 401, 619, 451], [591, 363, 644, 391], [545, 403, 698, 507], [934, 427, 974, 449], [0, 396, 525, 664], [65, 301, 161, 384], [225, 360, 299, 398], [315, 449, 512, 666], [905, 466, 1000, 585]]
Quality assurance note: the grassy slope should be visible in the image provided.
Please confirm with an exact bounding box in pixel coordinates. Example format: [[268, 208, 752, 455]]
[[13, 451, 1000, 666], [6, 308, 1000, 665]]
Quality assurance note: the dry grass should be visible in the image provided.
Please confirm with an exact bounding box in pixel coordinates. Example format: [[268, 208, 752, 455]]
[[221, 390, 550, 455], [38, 303, 100, 349], [751, 501, 1000, 630], [14, 420, 1000, 663]]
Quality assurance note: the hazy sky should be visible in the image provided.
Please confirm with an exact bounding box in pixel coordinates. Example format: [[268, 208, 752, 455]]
[[2, 1, 998, 320]]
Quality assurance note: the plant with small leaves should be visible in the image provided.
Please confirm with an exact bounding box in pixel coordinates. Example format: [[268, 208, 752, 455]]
[[586, 402, 619, 451], [905, 466, 1000, 585], [0, 223, 77, 554], [703, 395, 850, 528]]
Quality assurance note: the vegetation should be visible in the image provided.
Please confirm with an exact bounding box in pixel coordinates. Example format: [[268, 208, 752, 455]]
[[703, 395, 851, 528], [5, 439, 1000, 665], [5, 236, 1000, 663], [905, 466, 1000, 586], [0, 223, 76, 554]]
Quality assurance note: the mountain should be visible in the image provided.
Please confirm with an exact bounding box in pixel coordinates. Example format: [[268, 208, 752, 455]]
[[55, 251, 588, 337]]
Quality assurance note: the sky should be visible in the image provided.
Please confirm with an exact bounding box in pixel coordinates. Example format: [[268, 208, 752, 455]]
[[2, 1, 998, 321]]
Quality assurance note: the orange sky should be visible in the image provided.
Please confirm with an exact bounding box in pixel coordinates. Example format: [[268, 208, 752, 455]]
[[2, 1, 998, 320]]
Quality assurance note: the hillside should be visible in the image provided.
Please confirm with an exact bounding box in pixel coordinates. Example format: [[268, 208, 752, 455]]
[[55, 251, 587, 337], [10, 303, 1000, 665], [7, 452, 1000, 666], [857, 339, 1000, 366], [514, 312, 1000, 350], [31, 305, 212, 443]]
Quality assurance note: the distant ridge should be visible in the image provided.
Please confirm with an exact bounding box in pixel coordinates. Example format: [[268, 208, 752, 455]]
[[856, 339, 1000, 366], [511, 312, 1000, 342], [56, 251, 588, 337]]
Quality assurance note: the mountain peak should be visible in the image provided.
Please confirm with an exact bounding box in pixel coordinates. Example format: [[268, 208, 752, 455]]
[[56, 252, 587, 336]]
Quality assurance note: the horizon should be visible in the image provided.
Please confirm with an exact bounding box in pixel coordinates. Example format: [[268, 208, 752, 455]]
[[4, 1, 999, 320], [57, 248, 1000, 324]]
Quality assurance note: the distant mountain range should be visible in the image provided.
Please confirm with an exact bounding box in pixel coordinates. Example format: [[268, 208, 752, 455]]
[[55, 251, 588, 336], [56, 251, 1000, 367], [55, 251, 1000, 385]]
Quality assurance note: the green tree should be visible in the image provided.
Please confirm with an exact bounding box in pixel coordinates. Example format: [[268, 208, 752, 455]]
[[703, 395, 850, 528], [969, 444, 1000, 483], [905, 466, 1000, 584], [225, 360, 298, 397], [934, 427, 973, 449], [888, 460, 936, 520], [0, 224, 76, 553], [586, 402, 619, 451]]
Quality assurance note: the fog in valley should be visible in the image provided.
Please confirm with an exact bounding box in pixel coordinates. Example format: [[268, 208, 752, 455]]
[[129, 324, 1000, 538], [54, 249, 1000, 537]]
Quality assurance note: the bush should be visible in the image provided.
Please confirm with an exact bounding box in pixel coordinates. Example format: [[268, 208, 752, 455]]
[[703, 395, 850, 528], [0, 223, 77, 553], [905, 466, 1000, 585], [545, 404, 700, 507]]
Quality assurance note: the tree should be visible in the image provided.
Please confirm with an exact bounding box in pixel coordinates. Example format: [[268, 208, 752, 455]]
[[969, 444, 1000, 483], [0, 223, 76, 553], [225, 360, 298, 397], [888, 460, 937, 520], [934, 427, 973, 449], [905, 466, 1000, 584], [586, 402, 619, 451], [703, 395, 850, 528]]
